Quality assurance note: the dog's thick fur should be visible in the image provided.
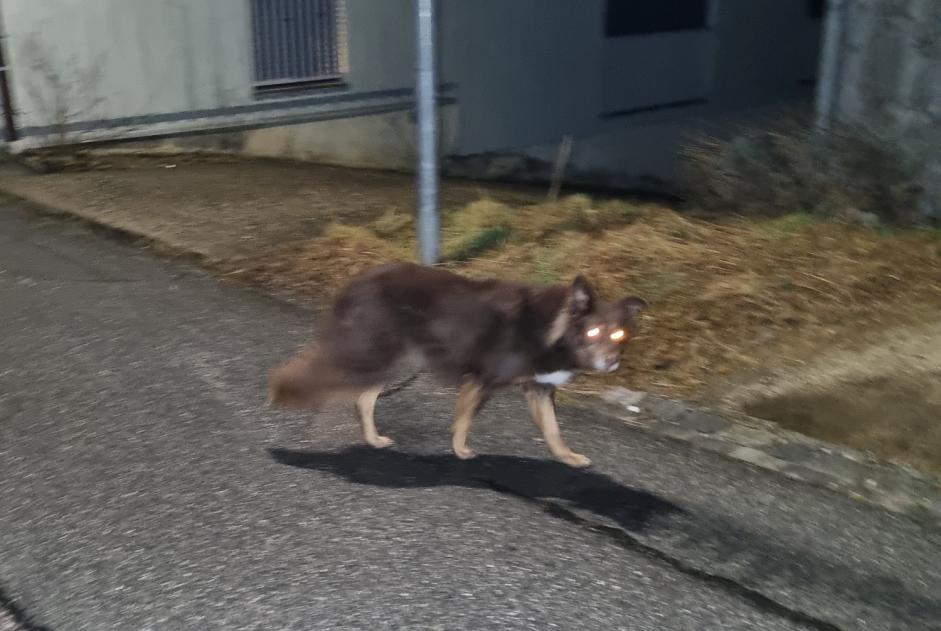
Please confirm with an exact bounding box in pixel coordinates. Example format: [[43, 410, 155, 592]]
[[269, 262, 646, 467]]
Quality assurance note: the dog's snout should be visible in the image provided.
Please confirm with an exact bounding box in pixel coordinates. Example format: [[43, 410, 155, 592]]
[[592, 352, 621, 373]]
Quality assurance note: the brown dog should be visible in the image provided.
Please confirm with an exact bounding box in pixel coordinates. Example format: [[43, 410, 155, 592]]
[[269, 262, 646, 468]]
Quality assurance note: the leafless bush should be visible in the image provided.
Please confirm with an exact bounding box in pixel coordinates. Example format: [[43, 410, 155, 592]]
[[680, 114, 926, 225], [19, 35, 105, 144]]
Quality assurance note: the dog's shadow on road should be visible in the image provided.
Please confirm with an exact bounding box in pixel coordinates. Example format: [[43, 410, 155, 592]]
[[268, 446, 683, 533], [268, 447, 941, 625]]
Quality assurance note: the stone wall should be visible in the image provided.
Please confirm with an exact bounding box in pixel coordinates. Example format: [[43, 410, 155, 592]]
[[828, 0, 941, 217]]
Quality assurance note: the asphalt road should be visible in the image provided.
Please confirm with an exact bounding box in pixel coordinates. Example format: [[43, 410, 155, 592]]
[[1, 205, 939, 631]]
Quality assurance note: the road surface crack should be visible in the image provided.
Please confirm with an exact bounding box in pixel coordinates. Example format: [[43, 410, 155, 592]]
[[481, 478, 844, 631]]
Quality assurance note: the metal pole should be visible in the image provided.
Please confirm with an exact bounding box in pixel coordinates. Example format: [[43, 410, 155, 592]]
[[0, 5, 18, 142], [415, 0, 439, 265]]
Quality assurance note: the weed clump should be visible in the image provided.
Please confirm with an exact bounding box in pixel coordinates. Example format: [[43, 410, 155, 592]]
[[681, 114, 928, 225]]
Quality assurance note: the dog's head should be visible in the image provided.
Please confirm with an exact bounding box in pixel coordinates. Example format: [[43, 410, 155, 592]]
[[550, 276, 647, 374]]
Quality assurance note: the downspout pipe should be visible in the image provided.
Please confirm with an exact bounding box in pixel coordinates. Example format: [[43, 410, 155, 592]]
[[815, 0, 848, 131], [0, 4, 18, 142]]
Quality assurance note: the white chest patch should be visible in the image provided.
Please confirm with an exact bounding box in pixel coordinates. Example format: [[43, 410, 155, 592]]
[[534, 370, 573, 386]]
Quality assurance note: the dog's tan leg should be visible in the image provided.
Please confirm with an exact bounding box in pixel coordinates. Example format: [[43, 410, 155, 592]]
[[524, 384, 591, 468], [452, 380, 486, 460], [525, 385, 546, 433], [356, 385, 394, 448]]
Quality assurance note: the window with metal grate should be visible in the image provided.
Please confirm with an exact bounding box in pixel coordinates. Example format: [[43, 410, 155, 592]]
[[250, 0, 347, 90]]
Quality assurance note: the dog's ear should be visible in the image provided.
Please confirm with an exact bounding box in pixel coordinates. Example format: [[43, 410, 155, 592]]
[[617, 296, 648, 322], [570, 275, 596, 316]]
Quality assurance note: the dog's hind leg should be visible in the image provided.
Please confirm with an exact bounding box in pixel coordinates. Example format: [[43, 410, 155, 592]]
[[451, 379, 489, 460], [523, 383, 591, 468], [356, 385, 394, 448]]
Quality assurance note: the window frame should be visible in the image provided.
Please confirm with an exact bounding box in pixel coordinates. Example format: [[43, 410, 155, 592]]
[[249, 0, 348, 93], [603, 0, 711, 38]]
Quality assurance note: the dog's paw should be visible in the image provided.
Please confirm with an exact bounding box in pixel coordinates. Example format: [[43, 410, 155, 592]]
[[367, 435, 395, 448], [560, 452, 592, 468], [453, 445, 478, 460]]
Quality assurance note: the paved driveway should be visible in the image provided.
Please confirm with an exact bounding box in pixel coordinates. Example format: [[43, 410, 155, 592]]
[[1, 206, 939, 630]]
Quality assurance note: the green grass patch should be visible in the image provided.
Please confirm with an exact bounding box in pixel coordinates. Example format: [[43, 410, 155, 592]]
[[446, 226, 512, 261], [759, 212, 818, 235], [442, 199, 513, 261]]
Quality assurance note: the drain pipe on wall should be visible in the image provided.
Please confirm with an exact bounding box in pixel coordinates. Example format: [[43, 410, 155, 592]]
[[415, 0, 439, 265], [815, 0, 848, 131], [0, 5, 17, 142]]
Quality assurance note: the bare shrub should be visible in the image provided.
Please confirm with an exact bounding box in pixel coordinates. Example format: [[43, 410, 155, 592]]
[[680, 115, 926, 225], [18, 35, 105, 145]]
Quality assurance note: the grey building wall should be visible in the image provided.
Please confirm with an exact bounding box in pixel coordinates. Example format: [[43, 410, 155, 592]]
[[443, 0, 823, 188], [2, 0, 824, 186], [2, 0, 432, 127], [0, 0, 452, 169], [3, 0, 253, 129]]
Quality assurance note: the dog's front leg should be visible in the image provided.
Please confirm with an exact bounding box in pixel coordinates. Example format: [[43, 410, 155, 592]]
[[523, 383, 591, 468], [452, 379, 489, 460]]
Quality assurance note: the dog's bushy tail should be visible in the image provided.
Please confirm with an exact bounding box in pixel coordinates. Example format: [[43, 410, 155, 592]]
[[268, 343, 362, 409]]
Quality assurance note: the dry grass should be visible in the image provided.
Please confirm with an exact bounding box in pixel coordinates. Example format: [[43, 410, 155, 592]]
[[242, 224, 413, 298], [246, 195, 941, 399]]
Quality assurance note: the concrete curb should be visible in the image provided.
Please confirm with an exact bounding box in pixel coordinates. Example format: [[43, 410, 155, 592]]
[[5, 179, 941, 529], [591, 387, 941, 529], [0, 187, 210, 266], [0, 183, 313, 310]]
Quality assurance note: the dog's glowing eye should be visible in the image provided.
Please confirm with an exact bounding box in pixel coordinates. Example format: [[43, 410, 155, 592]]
[[586, 327, 601, 338], [610, 329, 626, 342]]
